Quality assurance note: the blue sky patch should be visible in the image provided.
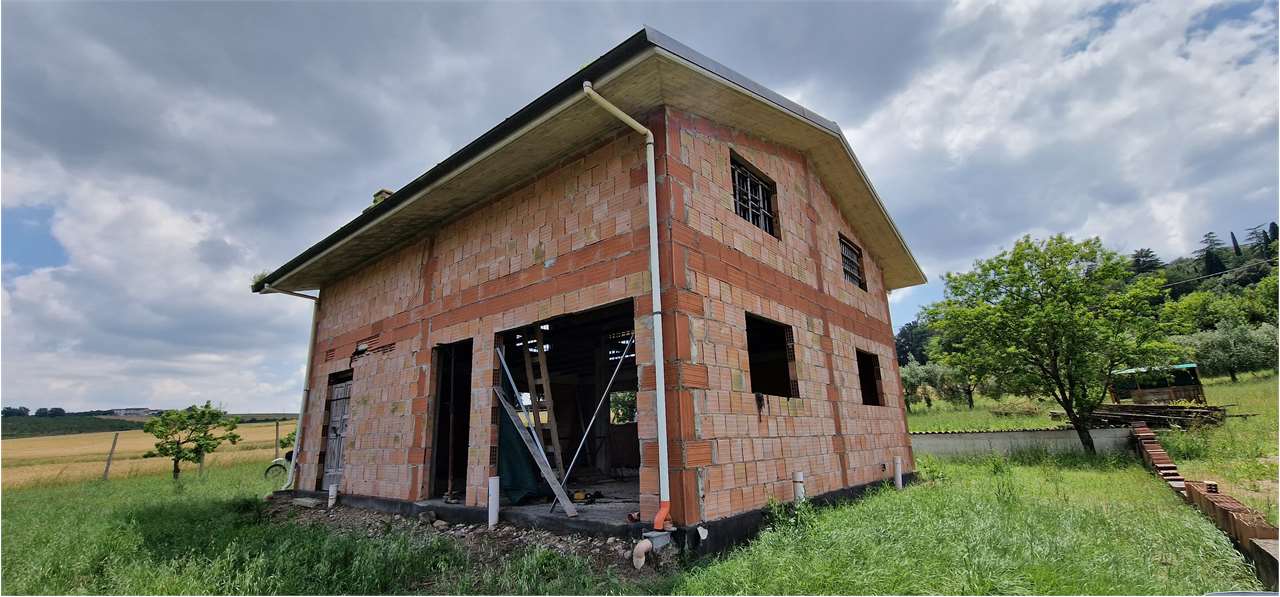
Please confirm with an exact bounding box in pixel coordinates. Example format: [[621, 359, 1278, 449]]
[[2, 206, 68, 277]]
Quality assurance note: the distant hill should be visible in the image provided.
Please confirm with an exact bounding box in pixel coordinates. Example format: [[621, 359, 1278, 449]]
[[1, 416, 145, 439]]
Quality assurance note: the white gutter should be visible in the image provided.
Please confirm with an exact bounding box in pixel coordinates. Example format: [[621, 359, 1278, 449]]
[[263, 284, 319, 491], [582, 81, 671, 531]]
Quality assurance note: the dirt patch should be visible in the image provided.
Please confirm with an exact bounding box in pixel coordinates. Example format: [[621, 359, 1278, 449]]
[[263, 496, 674, 583]]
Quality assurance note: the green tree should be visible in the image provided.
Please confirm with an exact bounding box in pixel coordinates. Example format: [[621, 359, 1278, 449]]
[[898, 355, 934, 412], [1173, 322, 1278, 383], [34, 408, 49, 417], [1246, 224, 1270, 252], [1, 406, 30, 417], [925, 235, 1176, 453], [1129, 248, 1164, 276], [894, 319, 934, 366], [279, 429, 297, 449], [925, 331, 993, 409], [1196, 232, 1227, 276], [1244, 272, 1279, 325], [1229, 231, 1243, 257], [143, 402, 241, 479], [1160, 290, 1248, 334]]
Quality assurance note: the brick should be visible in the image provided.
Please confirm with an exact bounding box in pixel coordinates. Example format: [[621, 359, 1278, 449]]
[[291, 106, 913, 527]]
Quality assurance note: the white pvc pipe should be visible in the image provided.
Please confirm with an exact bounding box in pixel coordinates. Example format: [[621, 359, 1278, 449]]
[[792, 471, 806, 501], [279, 293, 319, 491], [582, 81, 670, 530], [488, 476, 500, 529], [894, 456, 904, 489]]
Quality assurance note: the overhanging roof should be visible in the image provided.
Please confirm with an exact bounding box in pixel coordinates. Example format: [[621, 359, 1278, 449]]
[[252, 27, 926, 294]]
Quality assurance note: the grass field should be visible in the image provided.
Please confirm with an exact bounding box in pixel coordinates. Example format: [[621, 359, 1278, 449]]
[[905, 395, 1058, 432], [904, 372, 1279, 523], [1, 421, 295, 488], [1, 415, 145, 438], [676, 453, 1263, 595], [1157, 373, 1278, 524], [3, 453, 1261, 595], [0, 462, 661, 595]]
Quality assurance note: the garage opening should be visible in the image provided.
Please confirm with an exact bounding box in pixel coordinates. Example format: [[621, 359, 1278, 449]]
[[494, 300, 639, 521], [431, 339, 472, 501]]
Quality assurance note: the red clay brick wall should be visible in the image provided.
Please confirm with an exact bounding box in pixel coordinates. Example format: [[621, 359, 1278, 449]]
[[299, 238, 430, 499], [295, 105, 913, 527], [421, 128, 653, 508], [655, 107, 914, 523], [298, 128, 656, 507]]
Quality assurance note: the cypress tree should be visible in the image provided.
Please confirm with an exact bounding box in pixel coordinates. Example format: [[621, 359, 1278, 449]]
[[1230, 231, 1243, 256]]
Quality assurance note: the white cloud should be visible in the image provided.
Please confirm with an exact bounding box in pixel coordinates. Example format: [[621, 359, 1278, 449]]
[[2, 160, 312, 412], [849, 0, 1277, 278]]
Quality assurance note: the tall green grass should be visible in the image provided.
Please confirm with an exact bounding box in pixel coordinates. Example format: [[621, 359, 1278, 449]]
[[906, 395, 1058, 432], [1159, 373, 1278, 524], [0, 463, 656, 595], [677, 453, 1261, 595]]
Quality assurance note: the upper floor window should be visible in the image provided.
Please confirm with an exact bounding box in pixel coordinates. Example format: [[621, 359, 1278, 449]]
[[840, 234, 867, 290], [731, 156, 778, 237]]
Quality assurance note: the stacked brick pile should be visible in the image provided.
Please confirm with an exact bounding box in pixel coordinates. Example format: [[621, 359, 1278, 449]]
[[1131, 422, 1186, 492], [1130, 421, 1278, 589]]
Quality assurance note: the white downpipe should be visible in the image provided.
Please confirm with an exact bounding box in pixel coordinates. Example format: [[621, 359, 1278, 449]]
[[273, 289, 319, 491], [582, 81, 671, 531]]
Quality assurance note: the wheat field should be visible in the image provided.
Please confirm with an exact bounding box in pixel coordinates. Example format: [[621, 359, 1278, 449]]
[[1, 420, 296, 488]]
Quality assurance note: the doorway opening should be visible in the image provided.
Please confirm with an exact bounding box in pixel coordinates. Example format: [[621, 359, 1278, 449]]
[[431, 339, 473, 501], [317, 369, 352, 491], [494, 299, 639, 520]]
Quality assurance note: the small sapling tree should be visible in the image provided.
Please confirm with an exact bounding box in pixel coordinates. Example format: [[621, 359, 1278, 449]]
[[926, 235, 1177, 453], [143, 402, 241, 479]]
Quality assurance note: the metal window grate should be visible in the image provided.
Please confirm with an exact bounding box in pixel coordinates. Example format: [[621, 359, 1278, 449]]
[[731, 159, 778, 237], [840, 235, 866, 290]]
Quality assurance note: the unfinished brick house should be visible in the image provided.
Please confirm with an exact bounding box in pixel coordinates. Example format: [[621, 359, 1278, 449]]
[[253, 28, 925, 543]]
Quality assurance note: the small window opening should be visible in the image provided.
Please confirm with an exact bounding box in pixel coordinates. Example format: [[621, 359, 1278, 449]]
[[856, 350, 884, 406], [840, 235, 867, 290], [731, 155, 779, 237], [745, 313, 797, 397]]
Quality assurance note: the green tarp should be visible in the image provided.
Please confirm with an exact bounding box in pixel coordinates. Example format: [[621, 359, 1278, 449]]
[[497, 399, 551, 505]]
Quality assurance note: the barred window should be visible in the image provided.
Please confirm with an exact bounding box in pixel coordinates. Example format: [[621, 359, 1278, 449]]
[[731, 157, 778, 237], [840, 235, 866, 290]]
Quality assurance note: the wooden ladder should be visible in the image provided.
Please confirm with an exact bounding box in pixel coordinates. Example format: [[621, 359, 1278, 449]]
[[521, 328, 566, 479]]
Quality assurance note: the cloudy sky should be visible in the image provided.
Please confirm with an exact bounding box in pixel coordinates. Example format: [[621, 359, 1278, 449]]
[[3, 1, 1277, 413]]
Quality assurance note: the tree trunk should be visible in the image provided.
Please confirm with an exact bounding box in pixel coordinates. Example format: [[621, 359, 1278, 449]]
[[172, 458, 181, 480], [1071, 422, 1096, 454], [1228, 368, 1238, 383], [965, 387, 975, 410], [1062, 405, 1097, 454]]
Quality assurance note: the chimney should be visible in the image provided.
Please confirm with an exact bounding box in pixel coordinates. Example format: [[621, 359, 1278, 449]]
[[364, 189, 394, 213]]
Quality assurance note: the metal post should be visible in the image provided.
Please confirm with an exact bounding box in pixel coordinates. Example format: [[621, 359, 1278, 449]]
[[102, 432, 120, 481], [551, 334, 634, 513]]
